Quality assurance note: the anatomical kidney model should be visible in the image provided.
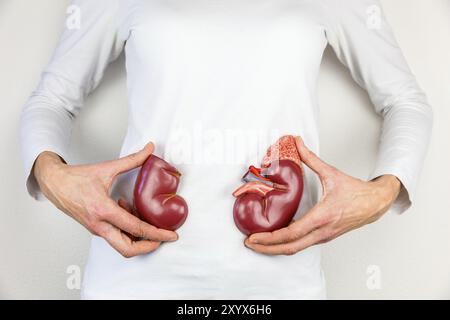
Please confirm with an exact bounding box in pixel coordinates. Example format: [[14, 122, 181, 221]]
[[133, 155, 188, 231], [232, 135, 304, 235]]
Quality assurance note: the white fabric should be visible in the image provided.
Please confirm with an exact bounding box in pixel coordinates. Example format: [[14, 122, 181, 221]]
[[20, 0, 433, 299]]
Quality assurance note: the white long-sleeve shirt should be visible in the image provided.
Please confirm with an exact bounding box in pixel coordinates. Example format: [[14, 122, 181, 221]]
[[20, 0, 433, 299]]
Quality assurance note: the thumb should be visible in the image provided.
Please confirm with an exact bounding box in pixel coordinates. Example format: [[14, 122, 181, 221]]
[[107, 142, 155, 177], [295, 136, 334, 178]]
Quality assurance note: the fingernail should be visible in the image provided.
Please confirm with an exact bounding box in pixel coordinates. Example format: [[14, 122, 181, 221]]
[[250, 238, 259, 244], [143, 142, 154, 149]]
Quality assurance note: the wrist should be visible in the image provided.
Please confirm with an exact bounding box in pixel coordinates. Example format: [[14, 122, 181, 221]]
[[371, 174, 402, 206], [34, 151, 67, 186]]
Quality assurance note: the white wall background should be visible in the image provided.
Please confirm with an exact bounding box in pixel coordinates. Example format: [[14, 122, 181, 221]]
[[0, 0, 449, 299]]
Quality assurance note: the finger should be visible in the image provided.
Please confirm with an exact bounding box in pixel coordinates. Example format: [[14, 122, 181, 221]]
[[118, 198, 141, 219], [245, 228, 324, 256], [118, 198, 131, 211], [106, 142, 155, 177], [118, 198, 136, 216], [103, 224, 161, 258], [104, 199, 178, 242], [295, 136, 334, 178], [117, 198, 140, 241], [248, 207, 324, 245]]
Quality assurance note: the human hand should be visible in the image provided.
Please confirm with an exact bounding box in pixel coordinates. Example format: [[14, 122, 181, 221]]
[[33, 143, 178, 258], [245, 137, 401, 255]]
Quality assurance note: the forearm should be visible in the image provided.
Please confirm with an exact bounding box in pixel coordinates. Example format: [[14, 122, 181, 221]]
[[20, 93, 75, 200], [371, 99, 433, 213]]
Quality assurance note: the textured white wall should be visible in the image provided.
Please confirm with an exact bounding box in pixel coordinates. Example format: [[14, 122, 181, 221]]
[[0, 0, 448, 299]]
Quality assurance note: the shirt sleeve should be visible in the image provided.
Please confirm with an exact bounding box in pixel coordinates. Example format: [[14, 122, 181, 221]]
[[321, 0, 433, 214], [20, 0, 126, 200]]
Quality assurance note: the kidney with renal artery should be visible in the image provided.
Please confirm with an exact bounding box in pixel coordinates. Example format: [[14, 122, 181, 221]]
[[232, 135, 304, 235]]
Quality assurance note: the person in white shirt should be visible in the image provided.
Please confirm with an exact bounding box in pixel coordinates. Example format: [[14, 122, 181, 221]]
[[21, 0, 433, 299]]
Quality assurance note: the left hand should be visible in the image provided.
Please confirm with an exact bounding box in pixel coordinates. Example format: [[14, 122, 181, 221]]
[[245, 137, 402, 256]]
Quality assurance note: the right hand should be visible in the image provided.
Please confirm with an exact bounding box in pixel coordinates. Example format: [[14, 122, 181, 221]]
[[33, 143, 178, 258]]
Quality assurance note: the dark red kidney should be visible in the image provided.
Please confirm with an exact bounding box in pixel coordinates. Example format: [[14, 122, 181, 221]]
[[233, 159, 303, 235], [133, 155, 188, 231]]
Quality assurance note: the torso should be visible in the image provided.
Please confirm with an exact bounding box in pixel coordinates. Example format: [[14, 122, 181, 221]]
[[83, 0, 330, 299]]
